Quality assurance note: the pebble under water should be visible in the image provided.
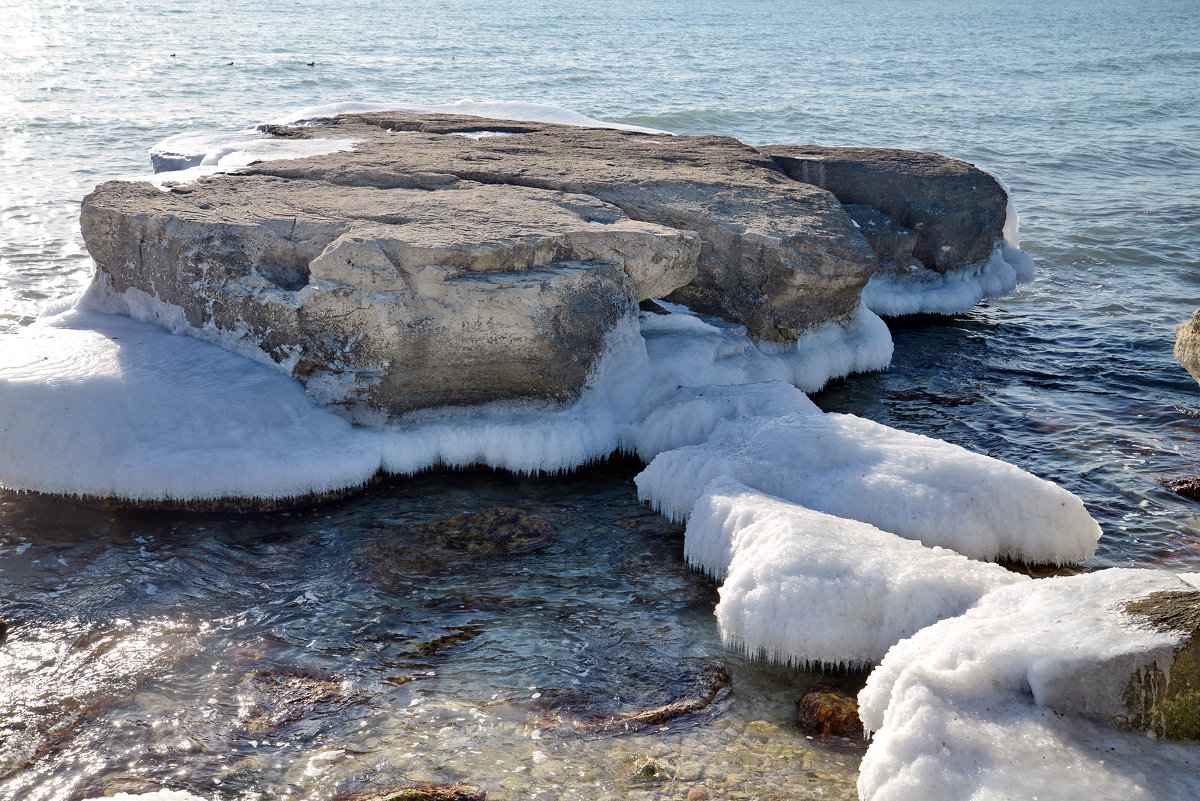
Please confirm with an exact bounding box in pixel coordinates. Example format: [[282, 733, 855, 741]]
[[3, 0, 1200, 797], [0, 462, 864, 801]]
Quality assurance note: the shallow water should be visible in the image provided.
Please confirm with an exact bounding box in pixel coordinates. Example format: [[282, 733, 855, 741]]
[[0, 462, 863, 801], [2, 0, 1200, 797]]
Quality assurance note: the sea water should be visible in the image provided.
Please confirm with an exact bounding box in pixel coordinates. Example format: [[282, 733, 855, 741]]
[[2, 0, 1199, 797]]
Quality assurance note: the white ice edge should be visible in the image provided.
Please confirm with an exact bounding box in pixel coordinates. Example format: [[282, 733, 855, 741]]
[[146, 98, 667, 186], [635, 409, 1101, 565], [0, 298, 890, 502], [861, 238, 1036, 317], [857, 569, 1200, 801], [686, 479, 1026, 668]]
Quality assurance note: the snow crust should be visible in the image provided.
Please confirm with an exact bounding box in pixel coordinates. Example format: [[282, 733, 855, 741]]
[[862, 239, 1036, 317], [636, 412, 1100, 564], [685, 480, 1026, 667], [148, 132, 358, 186], [858, 569, 1200, 801], [272, 98, 668, 133], [0, 309, 382, 501], [0, 301, 891, 501]]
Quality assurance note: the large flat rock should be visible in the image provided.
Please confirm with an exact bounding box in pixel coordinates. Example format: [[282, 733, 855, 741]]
[[238, 113, 879, 339], [82, 113, 882, 420]]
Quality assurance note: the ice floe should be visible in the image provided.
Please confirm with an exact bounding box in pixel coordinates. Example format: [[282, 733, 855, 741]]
[[684, 480, 1026, 667], [857, 569, 1200, 801], [636, 411, 1100, 564]]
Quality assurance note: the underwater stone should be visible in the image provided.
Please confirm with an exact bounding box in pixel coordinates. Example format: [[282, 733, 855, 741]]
[[795, 683, 865, 739]]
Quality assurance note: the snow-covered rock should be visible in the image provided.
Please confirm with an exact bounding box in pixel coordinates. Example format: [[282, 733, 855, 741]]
[[684, 480, 1026, 667], [858, 569, 1200, 801], [635, 412, 1100, 565]]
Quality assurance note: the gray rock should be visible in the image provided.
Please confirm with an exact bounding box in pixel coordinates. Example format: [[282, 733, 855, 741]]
[[82, 113, 883, 420], [82, 174, 695, 422], [243, 113, 879, 340], [1175, 309, 1200, 386], [760, 145, 1007, 273], [842, 203, 921, 269]]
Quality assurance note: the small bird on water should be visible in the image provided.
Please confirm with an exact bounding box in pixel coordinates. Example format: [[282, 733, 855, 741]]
[[306, 61, 315, 66]]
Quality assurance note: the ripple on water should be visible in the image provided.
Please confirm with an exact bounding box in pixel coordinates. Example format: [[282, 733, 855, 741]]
[[0, 462, 865, 801]]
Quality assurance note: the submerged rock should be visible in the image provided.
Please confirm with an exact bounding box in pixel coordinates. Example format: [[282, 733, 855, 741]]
[[761, 144, 1007, 273], [391, 507, 554, 554], [528, 656, 730, 734], [1159, 476, 1200, 503], [239, 670, 357, 733], [1176, 309, 1200, 386], [795, 683, 864, 739], [334, 783, 486, 801]]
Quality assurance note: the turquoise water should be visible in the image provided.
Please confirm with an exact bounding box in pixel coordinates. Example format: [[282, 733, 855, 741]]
[[2, 0, 1200, 797]]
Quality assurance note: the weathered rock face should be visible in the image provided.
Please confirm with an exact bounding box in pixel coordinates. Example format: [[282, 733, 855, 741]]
[[842, 203, 922, 270], [247, 113, 879, 338], [761, 145, 1007, 273], [1175, 309, 1200, 386], [82, 112, 882, 420], [83, 171, 693, 421]]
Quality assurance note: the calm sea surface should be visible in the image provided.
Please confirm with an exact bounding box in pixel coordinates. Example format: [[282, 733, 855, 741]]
[[2, 0, 1199, 798]]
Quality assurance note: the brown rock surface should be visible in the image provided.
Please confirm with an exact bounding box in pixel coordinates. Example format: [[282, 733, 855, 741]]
[[80, 112, 881, 420], [761, 144, 1007, 273], [1175, 309, 1200, 386]]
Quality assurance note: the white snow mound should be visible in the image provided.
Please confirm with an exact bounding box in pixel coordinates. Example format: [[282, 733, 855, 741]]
[[686, 479, 1026, 667], [636, 412, 1100, 564], [858, 569, 1200, 801]]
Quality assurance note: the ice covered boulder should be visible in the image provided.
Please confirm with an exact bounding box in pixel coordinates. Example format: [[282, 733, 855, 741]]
[[635, 412, 1100, 564], [82, 173, 697, 422], [1175, 308, 1200, 386], [857, 569, 1200, 801], [685, 480, 1026, 667]]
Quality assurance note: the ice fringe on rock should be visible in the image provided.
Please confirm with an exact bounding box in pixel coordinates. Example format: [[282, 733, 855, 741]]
[[861, 239, 1036, 317], [635, 412, 1100, 564], [684, 479, 1026, 668], [148, 98, 666, 184], [0, 299, 890, 501], [860, 166, 1036, 317], [81, 792, 210, 801], [857, 569, 1200, 801]]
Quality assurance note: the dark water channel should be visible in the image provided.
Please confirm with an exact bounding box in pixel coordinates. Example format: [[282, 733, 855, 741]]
[[0, 460, 862, 801]]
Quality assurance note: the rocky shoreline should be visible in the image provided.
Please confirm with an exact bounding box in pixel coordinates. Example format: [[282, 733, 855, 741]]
[[1, 109, 1197, 801]]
